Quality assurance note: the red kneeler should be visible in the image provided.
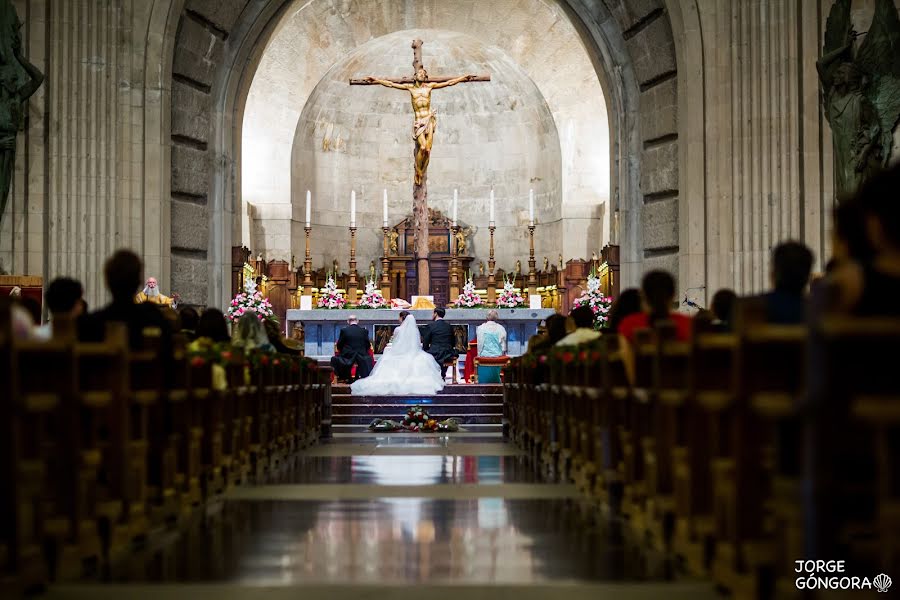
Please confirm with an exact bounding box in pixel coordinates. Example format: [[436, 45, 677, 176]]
[[463, 340, 477, 383], [334, 347, 375, 383]]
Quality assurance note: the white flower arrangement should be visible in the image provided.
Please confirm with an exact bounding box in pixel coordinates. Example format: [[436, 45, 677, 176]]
[[358, 278, 387, 309], [454, 272, 483, 308], [572, 269, 612, 330], [316, 274, 346, 309], [228, 277, 276, 322], [496, 274, 526, 308]]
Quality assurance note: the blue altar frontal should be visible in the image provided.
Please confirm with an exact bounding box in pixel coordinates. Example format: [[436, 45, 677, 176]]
[[286, 308, 557, 360]]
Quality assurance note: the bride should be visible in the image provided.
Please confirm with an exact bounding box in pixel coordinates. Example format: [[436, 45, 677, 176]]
[[351, 312, 445, 396]]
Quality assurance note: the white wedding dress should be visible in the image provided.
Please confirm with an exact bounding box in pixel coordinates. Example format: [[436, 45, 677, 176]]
[[351, 315, 445, 396]]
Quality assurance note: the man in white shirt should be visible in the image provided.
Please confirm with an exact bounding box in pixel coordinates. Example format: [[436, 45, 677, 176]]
[[555, 305, 600, 347], [476, 309, 507, 357]]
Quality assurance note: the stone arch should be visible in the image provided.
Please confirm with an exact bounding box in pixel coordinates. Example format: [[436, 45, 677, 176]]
[[167, 0, 681, 306]]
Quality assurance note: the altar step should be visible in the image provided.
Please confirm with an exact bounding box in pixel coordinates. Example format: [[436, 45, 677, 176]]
[[330, 384, 504, 433]]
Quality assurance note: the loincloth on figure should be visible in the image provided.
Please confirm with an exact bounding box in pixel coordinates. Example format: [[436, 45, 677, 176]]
[[412, 112, 436, 142]]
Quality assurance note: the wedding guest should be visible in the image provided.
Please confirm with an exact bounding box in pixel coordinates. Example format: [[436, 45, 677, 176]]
[[760, 241, 813, 324], [556, 305, 600, 347], [476, 309, 506, 357], [79, 250, 172, 350], [34, 277, 84, 340], [331, 315, 373, 382], [264, 318, 301, 355], [526, 313, 568, 353], [178, 306, 200, 341], [606, 288, 641, 333], [232, 311, 274, 352], [618, 270, 692, 342], [195, 308, 230, 343], [710, 288, 737, 331]]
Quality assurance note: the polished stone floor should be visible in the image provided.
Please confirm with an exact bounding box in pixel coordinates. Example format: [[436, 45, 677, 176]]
[[45, 434, 718, 599]]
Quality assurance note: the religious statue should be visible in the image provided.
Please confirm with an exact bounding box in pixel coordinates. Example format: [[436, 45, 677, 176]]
[[515, 260, 521, 276], [819, 0, 900, 201], [369, 261, 376, 281], [351, 40, 490, 297], [591, 251, 598, 263], [542, 256, 549, 272], [454, 228, 467, 255], [332, 258, 339, 274], [0, 1, 44, 226], [389, 229, 399, 255], [478, 261, 485, 276], [290, 254, 296, 271], [558, 254, 564, 270]]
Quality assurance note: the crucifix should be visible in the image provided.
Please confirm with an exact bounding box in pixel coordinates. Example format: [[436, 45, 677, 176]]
[[350, 39, 490, 297]]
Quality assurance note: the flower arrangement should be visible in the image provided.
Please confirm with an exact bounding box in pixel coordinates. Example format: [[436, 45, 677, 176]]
[[358, 278, 387, 309], [227, 278, 276, 323], [572, 268, 613, 330], [496, 274, 526, 308], [367, 406, 461, 433], [317, 274, 346, 309], [454, 272, 483, 308]]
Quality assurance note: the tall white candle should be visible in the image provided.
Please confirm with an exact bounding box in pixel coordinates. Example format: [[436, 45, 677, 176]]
[[529, 188, 534, 224], [382, 189, 388, 227], [351, 190, 356, 227], [452, 189, 458, 226], [305, 190, 311, 227], [489, 188, 495, 225]]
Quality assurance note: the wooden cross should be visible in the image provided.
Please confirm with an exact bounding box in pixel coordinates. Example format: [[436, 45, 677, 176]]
[[350, 39, 490, 298]]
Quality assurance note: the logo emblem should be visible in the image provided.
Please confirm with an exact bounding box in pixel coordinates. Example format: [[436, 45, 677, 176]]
[[874, 573, 892, 593]]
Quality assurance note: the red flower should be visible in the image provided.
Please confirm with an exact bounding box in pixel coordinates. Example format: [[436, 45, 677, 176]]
[[578, 350, 588, 362], [561, 352, 575, 364], [539, 355, 548, 364], [190, 356, 206, 367], [273, 359, 281, 366], [260, 355, 270, 366], [220, 351, 232, 361]]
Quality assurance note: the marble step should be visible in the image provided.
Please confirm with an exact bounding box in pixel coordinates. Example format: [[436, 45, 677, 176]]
[[332, 422, 503, 433], [333, 403, 503, 416], [331, 384, 502, 396], [332, 394, 502, 405], [332, 413, 502, 425]]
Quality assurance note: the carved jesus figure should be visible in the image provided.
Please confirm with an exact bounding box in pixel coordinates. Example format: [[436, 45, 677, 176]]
[[362, 69, 477, 185]]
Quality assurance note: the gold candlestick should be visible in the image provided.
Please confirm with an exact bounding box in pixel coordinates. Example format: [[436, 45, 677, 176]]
[[348, 226, 358, 305], [487, 223, 497, 304], [450, 224, 461, 301], [303, 226, 313, 287], [527, 224, 537, 295], [381, 226, 391, 298]]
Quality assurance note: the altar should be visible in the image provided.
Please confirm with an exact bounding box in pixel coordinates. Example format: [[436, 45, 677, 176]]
[[286, 307, 556, 360]]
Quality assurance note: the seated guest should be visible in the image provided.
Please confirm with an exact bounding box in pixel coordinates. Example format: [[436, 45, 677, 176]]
[[34, 277, 84, 340], [331, 314, 373, 382], [829, 165, 900, 316], [195, 308, 230, 343], [526, 313, 569, 353], [761, 241, 814, 324], [232, 311, 274, 352], [556, 305, 601, 347], [606, 288, 642, 333], [264, 318, 301, 355], [134, 276, 176, 307], [618, 270, 692, 342], [178, 306, 200, 341], [710, 288, 737, 331], [79, 250, 172, 350], [476, 309, 507, 357]]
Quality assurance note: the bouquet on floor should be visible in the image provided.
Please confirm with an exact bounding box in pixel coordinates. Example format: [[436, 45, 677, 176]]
[[227, 277, 276, 323], [495, 274, 526, 308], [367, 405, 461, 433], [358, 278, 387, 309], [572, 268, 612, 330], [454, 272, 483, 308], [317, 274, 346, 309]]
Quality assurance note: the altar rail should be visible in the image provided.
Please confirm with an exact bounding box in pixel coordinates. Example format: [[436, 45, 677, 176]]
[[286, 307, 556, 359], [0, 310, 330, 595], [503, 305, 899, 598]]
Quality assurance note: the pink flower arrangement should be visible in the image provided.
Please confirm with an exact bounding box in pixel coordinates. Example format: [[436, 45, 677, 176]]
[[572, 270, 612, 330], [454, 273, 483, 308], [358, 278, 387, 309], [227, 278, 276, 323], [496, 275, 525, 308], [316, 275, 346, 309]]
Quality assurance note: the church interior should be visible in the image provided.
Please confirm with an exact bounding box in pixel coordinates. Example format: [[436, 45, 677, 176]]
[[2, 0, 899, 598]]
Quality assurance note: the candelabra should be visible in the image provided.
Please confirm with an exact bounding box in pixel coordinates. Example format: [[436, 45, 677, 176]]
[[487, 223, 497, 304], [348, 226, 358, 305], [527, 224, 537, 294], [450, 224, 461, 300], [381, 226, 391, 298], [303, 226, 313, 287]]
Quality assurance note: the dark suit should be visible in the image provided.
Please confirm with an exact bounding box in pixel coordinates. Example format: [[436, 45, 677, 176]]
[[422, 318, 457, 377], [331, 323, 373, 381]]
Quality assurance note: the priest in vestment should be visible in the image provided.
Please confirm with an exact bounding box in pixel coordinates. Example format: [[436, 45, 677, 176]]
[[134, 277, 176, 307]]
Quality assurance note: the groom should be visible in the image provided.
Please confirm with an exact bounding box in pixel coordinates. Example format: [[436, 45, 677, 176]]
[[422, 307, 457, 379]]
